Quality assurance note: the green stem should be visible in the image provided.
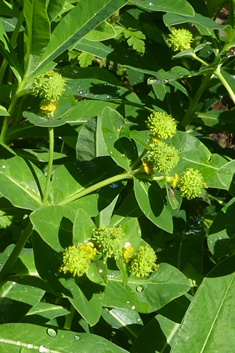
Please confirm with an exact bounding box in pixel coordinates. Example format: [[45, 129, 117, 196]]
[[131, 148, 148, 170], [0, 11, 24, 84], [58, 170, 140, 206], [0, 92, 20, 143], [43, 127, 54, 205], [190, 53, 209, 67], [0, 222, 32, 289], [181, 73, 212, 127], [214, 64, 235, 105], [64, 304, 75, 330]]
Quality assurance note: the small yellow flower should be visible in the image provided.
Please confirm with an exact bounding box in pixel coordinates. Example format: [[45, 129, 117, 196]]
[[166, 173, 179, 189], [123, 243, 134, 263], [179, 168, 206, 199], [142, 159, 153, 175], [39, 100, 57, 113], [78, 241, 97, 260], [168, 28, 193, 52]]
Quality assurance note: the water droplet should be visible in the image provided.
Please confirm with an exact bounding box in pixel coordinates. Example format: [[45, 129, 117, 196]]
[[73, 69, 78, 73], [103, 260, 106, 264], [2, 165, 5, 169], [109, 182, 119, 189], [38, 346, 48, 353], [149, 2, 153, 6], [122, 153, 125, 157], [74, 335, 81, 341], [136, 285, 143, 293], [107, 95, 110, 99], [79, 90, 83, 94], [47, 328, 57, 338], [137, 318, 141, 322], [131, 305, 136, 310], [127, 300, 130, 304], [99, 269, 103, 273], [61, 335, 64, 339]]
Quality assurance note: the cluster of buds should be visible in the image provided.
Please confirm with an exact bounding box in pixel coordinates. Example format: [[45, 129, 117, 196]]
[[92, 226, 158, 277], [59, 242, 96, 277], [168, 28, 193, 52], [59, 226, 158, 279], [145, 111, 179, 175], [32, 71, 65, 115]]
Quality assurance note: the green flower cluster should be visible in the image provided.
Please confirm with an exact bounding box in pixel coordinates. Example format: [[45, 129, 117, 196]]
[[147, 112, 177, 140], [168, 28, 193, 52], [179, 168, 205, 199], [59, 242, 96, 277], [129, 246, 157, 277], [92, 226, 126, 260], [148, 141, 179, 174], [32, 71, 65, 101]]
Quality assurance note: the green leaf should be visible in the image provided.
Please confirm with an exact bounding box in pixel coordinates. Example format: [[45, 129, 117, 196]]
[[131, 314, 180, 353], [0, 323, 129, 352], [32, 0, 127, 76], [101, 107, 138, 171], [103, 263, 190, 313], [0, 21, 23, 81], [23, 111, 67, 127], [0, 105, 9, 116], [208, 198, 235, 258], [0, 156, 45, 210], [134, 177, 173, 233], [130, 0, 194, 16], [171, 255, 235, 353], [30, 205, 76, 252], [22, 302, 70, 324], [23, 0, 50, 75], [76, 116, 108, 161], [123, 28, 146, 54], [47, 0, 66, 22], [85, 21, 116, 41], [78, 52, 95, 68], [73, 208, 96, 246]]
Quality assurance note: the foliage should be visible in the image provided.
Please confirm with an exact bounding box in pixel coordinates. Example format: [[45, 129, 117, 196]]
[[0, 0, 235, 352]]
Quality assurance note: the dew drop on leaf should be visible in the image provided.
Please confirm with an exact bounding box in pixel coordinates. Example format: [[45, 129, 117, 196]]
[[131, 305, 136, 310], [74, 335, 81, 341], [136, 285, 144, 293], [99, 269, 103, 273], [47, 328, 57, 338]]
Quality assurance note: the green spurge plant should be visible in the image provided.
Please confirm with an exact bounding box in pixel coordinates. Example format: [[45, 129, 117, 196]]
[[1, 1, 235, 352]]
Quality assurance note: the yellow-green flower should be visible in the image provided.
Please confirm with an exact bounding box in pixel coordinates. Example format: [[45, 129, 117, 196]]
[[179, 168, 206, 199], [168, 28, 193, 52], [147, 112, 177, 140], [148, 141, 179, 174], [166, 173, 180, 189], [92, 226, 126, 260], [78, 241, 97, 260], [129, 246, 157, 277], [59, 245, 89, 277], [32, 71, 65, 102]]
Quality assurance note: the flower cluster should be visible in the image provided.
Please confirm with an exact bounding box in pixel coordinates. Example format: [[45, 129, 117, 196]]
[[147, 141, 179, 174], [168, 28, 193, 52], [32, 71, 65, 114], [129, 246, 157, 277], [92, 226, 126, 260], [179, 168, 206, 199], [147, 112, 177, 140], [59, 242, 97, 277]]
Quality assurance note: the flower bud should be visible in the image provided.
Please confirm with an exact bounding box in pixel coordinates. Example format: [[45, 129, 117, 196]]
[[59, 245, 89, 277], [32, 71, 65, 102], [147, 112, 177, 139], [148, 141, 179, 174], [179, 168, 206, 199], [129, 246, 157, 277], [92, 226, 126, 260], [168, 28, 193, 52], [123, 243, 134, 263]]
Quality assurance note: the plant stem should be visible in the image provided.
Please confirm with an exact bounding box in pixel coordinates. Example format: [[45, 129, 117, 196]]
[[190, 53, 209, 67], [181, 73, 212, 127], [43, 127, 54, 205], [64, 304, 75, 330], [0, 92, 20, 143], [214, 64, 235, 105], [131, 148, 148, 170], [58, 170, 140, 206], [0, 222, 32, 289]]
